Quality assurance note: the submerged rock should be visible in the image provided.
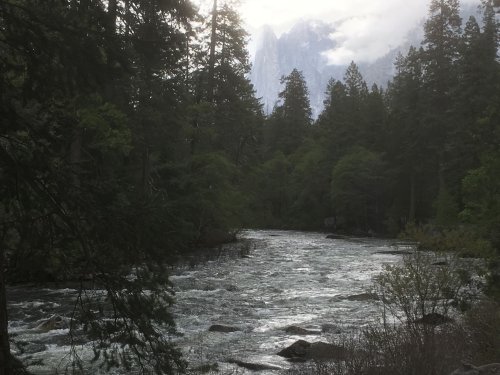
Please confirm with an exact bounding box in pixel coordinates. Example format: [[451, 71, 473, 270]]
[[326, 234, 345, 239], [374, 250, 410, 255], [208, 324, 240, 333], [24, 343, 47, 354], [345, 293, 379, 301], [225, 284, 239, 292], [228, 359, 282, 371], [321, 323, 342, 334], [284, 326, 321, 335], [277, 339, 349, 361]]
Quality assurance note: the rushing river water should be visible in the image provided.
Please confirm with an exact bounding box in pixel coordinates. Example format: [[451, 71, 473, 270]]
[[7, 230, 410, 374]]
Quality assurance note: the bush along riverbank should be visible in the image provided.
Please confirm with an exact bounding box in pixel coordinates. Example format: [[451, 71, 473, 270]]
[[285, 249, 500, 375]]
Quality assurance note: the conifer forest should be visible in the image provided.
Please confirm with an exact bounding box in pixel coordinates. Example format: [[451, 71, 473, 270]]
[[1, 0, 500, 374]]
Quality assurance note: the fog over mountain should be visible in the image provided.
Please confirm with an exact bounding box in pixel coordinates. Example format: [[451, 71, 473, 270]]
[[249, 2, 481, 118]]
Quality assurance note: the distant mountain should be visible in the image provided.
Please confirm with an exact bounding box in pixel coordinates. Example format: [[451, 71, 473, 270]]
[[249, 25, 281, 115], [249, 2, 481, 118], [250, 20, 343, 118]]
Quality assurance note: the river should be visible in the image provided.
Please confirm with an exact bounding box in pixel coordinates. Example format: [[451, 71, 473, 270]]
[[7, 230, 410, 374]]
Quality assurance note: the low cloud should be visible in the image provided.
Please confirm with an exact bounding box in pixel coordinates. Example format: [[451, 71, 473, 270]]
[[322, 0, 428, 65], [238, 0, 480, 65]]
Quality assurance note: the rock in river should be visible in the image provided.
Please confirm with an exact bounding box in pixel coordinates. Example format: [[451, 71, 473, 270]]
[[326, 234, 345, 239], [35, 315, 68, 332], [284, 326, 321, 335], [208, 324, 240, 333], [228, 359, 282, 371], [345, 293, 379, 302], [277, 339, 350, 361], [321, 323, 342, 334]]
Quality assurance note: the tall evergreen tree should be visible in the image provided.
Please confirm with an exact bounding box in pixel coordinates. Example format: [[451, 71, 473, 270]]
[[386, 46, 428, 225], [267, 68, 312, 155], [210, 3, 263, 165], [420, 0, 462, 220], [364, 84, 388, 151], [422, 0, 462, 97], [0, 0, 196, 373], [189, 1, 263, 163], [317, 63, 373, 158], [344, 61, 369, 99]]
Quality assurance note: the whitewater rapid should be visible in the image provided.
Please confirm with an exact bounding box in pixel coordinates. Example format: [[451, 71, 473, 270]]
[[8, 230, 408, 374]]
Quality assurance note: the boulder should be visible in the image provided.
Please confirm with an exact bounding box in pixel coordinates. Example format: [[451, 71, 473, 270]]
[[284, 326, 321, 335], [277, 340, 310, 359], [208, 324, 240, 333], [450, 362, 500, 375], [277, 340, 349, 361], [414, 312, 453, 325], [321, 324, 341, 334], [228, 359, 282, 371], [346, 293, 379, 301], [225, 284, 239, 292], [326, 234, 344, 239], [35, 315, 68, 332]]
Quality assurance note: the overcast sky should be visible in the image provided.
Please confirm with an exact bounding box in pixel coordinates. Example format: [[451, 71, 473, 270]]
[[197, 0, 481, 65]]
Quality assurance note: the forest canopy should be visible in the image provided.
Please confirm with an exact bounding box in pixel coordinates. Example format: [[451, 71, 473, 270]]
[[1, 0, 500, 373]]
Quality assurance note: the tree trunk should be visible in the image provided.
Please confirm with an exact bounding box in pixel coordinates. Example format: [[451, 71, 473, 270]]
[[207, 0, 218, 102], [70, 129, 83, 188], [409, 173, 416, 224], [124, 0, 131, 36], [107, 0, 117, 34], [0, 242, 12, 375], [141, 141, 151, 197], [104, 0, 118, 100]]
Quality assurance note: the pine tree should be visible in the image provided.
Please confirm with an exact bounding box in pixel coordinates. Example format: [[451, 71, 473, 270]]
[[364, 84, 388, 151], [386, 46, 429, 225], [0, 0, 196, 373], [344, 61, 369, 99], [211, 3, 263, 165], [420, 0, 462, 220], [341, 62, 371, 147], [268, 68, 312, 155], [474, 0, 500, 152], [189, 1, 263, 164], [421, 0, 462, 140], [422, 0, 462, 97]]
